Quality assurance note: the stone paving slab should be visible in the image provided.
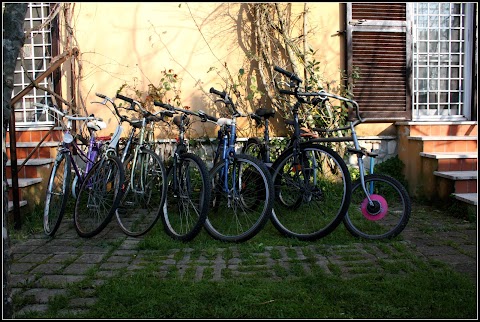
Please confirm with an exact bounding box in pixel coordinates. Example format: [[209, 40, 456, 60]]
[[7, 210, 477, 318]]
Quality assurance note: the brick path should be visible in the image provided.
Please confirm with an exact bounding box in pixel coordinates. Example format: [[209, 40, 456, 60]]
[[8, 208, 477, 318]]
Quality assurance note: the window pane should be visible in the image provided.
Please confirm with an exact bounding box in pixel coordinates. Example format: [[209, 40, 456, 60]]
[[428, 3, 439, 14], [451, 4, 461, 15], [440, 3, 450, 14], [439, 92, 448, 103], [451, 68, 459, 78], [418, 67, 428, 78], [440, 80, 448, 90], [440, 67, 449, 78]]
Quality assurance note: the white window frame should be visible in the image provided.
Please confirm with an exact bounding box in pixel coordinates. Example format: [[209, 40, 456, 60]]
[[411, 2, 474, 121], [12, 2, 56, 128]]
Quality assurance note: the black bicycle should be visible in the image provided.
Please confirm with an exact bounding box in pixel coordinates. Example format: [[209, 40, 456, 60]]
[[241, 66, 353, 241], [272, 66, 411, 240], [153, 101, 212, 242]]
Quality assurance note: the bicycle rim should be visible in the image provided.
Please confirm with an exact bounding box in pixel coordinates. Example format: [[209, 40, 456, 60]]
[[44, 153, 71, 236], [116, 149, 166, 237], [74, 155, 125, 238], [271, 143, 351, 241], [205, 153, 273, 243], [162, 153, 210, 241], [343, 174, 411, 239], [243, 138, 264, 162]]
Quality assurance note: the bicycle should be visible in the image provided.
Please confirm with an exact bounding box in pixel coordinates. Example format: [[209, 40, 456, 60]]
[[153, 101, 212, 241], [196, 87, 274, 243], [246, 66, 352, 242], [273, 66, 411, 240], [242, 107, 277, 168], [108, 93, 170, 237], [34, 102, 124, 238], [308, 96, 412, 239]]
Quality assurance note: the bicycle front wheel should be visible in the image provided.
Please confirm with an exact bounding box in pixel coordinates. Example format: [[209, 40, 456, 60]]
[[270, 143, 351, 241], [44, 152, 71, 237], [74, 155, 125, 238], [205, 153, 274, 243], [115, 148, 167, 237], [162, 153, 210, 241], [343, 174, 411, 239]]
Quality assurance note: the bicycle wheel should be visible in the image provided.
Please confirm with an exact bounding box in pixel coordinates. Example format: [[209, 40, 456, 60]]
[[115, 148, 167, 237], [242, 137, 264, 161], [343, 173, 411, 239], [270, 143, 351, 241], [43, 152, 71, 237], [74, 155, 125, 238], [205, 153, 274, 243], [162, 152, 210, 241]]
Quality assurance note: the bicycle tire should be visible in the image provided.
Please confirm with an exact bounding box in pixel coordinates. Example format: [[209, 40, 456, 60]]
[[162, 152, 210, 241], [343, 173, 411, 239], [242, 137, 264, 161], [43, 152, 71, 237], [74, 155, 125, 238], [204, 153, 274, 243], [270, 142, 351, 241], [115, 148, 167, 237]]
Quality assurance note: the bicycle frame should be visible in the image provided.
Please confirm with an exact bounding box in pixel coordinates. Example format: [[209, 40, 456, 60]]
[[217, 117, 239, 194], [34, 103, 106, 192]]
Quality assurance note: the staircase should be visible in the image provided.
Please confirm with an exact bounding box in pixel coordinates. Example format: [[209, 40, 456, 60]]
[[6, 128, 62, 214], [397, 121, 477, 206]]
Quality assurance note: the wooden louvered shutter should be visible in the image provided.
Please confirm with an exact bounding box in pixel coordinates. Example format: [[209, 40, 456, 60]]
[[346, 3, 412, 121]]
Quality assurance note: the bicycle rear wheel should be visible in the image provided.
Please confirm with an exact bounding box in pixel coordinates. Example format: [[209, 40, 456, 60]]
[[115, 148, 167, 237], [44, 152, 71, 237], [74, 155, 125, 238], [162, 152, 210, 241], [242, 137, 264, 161], [270, 143, 351, 241], [205, 153, 274, 243], [343, 174, 411, 239]]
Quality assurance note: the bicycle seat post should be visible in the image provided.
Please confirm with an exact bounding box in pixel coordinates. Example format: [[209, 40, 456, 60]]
[[263, 117, 273, 166]]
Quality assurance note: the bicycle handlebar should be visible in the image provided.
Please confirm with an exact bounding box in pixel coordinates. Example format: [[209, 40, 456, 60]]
[[33, 103, 99, 122], [115, 93, 172, 123], [274, 65, 303, 84], [154, 100, 220, 123], [273, 65, 363, 123], [209, 87, 245, 118]]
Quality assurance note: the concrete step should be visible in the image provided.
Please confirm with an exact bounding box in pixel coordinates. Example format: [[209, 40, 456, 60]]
[[6, 141, 60, 148], [420, 152, 478, 159], [452, 193, 478, 206], [434, 170, 477, 194], [6, 158, 55, 166], [408, 136, 477, 153], [433, 170, 477, 180], [7, 178, 43, 188], [7, 200, 28, 212], [420, 152, 477, 172]]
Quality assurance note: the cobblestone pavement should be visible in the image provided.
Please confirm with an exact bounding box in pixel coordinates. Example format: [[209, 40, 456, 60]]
[[8, 205, 477, 318]]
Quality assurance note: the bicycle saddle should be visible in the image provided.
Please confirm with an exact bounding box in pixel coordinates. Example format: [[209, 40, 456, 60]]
[[255, 108, 275, 119], [173, 115, 190, 127], [86, 120, 107, 131]]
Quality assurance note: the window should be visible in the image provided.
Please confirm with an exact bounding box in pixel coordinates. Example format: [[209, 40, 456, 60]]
[[12, 2, 59, 127], [412, 2, 474, 120]]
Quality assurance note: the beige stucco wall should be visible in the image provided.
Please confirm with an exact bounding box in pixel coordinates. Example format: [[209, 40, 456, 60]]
[[65, 3, 348, 138]]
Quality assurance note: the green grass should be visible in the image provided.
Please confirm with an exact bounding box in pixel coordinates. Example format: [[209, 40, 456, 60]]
[[10, 200, 477, 319], [17, 263, 476, 319]]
